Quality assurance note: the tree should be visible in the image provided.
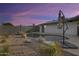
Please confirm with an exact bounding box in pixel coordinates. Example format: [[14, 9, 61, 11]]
[[2, 23, 15, 35], [2, 23, 14, 27]]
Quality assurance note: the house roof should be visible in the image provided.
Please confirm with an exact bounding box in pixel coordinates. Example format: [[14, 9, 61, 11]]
[[38, 15, 79, 25]]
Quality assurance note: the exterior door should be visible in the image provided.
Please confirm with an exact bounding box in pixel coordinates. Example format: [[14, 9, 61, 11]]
[[77, 23, 79, 36]]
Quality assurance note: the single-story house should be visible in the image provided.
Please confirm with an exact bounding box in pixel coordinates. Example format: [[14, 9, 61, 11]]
[[36, 15, 79, 36]]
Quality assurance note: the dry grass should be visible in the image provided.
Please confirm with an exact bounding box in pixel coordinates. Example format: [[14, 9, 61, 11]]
[[38, 41, 64, 56], [0, 35, 64, 56]]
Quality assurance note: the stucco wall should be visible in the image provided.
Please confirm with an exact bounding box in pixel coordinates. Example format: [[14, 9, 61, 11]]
[[44, 22, 78, 36]]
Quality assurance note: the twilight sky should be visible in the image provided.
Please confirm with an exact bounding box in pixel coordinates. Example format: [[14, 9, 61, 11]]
[[0, 3, 79, 26]]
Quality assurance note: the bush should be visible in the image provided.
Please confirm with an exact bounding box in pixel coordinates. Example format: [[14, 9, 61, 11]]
[[0, 36, 9, 56], [0, 39, 6, 43], [0, 45, 9, 56], [38, 41, 64, 56]]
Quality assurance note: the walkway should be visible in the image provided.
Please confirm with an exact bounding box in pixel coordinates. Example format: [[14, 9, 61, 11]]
[[64, 35, 79, 56]]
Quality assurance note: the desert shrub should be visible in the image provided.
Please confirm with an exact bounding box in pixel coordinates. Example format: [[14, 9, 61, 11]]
[[0, 36, 10, 56], [38, 41, 64, 56], [0, 39, 6, 43], [0, 44, 9, 56]]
